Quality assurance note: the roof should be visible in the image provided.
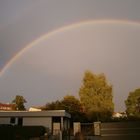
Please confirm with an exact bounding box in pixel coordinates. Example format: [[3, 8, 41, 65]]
[[0, 110, 71, 118], [0, 103, 14, 111]]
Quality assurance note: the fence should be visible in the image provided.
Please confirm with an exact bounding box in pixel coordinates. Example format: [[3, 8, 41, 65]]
[[71, 122, 140, 140], [100, 122, 140, 140]]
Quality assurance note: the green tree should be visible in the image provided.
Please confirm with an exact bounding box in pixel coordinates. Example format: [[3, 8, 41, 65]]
[[45, 100, 62, 110], [61, 95, 81, 113], [79, 71, 114, 122], [45, 95, 87, 122], [12, 95, 27, 110], [125, 88, 140, 118], [61, 95, 87, 122]]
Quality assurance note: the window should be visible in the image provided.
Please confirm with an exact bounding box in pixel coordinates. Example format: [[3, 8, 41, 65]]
[[18, 117, 23, 126], [52, 117, 61, 122], [10, 117, 16, 124]]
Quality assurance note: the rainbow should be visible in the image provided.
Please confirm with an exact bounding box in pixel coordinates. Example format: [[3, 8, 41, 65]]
[[1, 19, 140, 76]]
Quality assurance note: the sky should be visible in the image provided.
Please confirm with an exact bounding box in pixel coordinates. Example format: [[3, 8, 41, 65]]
[[0, 0, 140, 111]]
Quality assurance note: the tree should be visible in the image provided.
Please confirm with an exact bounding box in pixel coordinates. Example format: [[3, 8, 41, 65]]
[[79, 71, 114, 122], [45, 95, 87, 122], [12, 95, 27, 110], [45, 100, 62, 110], [125, 88, 140, 118], [61, 95, 87, 122], [61, 95, 81, 114]]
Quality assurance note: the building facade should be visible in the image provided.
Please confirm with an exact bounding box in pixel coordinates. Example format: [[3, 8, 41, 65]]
[[0, 103, 14, 111], [0, 110, 71, 136]]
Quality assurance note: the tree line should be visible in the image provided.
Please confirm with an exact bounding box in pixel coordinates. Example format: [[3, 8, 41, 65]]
[[11, 70, 140, 122]]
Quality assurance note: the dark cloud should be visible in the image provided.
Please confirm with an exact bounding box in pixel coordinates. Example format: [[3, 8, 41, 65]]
[[0, 0, 140, 111]]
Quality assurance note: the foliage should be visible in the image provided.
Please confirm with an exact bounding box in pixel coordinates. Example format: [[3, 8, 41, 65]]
[[45, 71, 114, 122], [61, 95, 87, 122], [125, 88, 140, 118], [61, 95, 81, 113], [45, 95, 88, 122], [45, 100, 62, 110], [79, 71, 114, 122], [12, 95, 27, 111], [0, 125, 46, 140], [73, 132, 85, 140]]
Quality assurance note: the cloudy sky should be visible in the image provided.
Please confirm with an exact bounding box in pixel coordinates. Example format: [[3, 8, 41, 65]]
[[0, 0, 140, 111]]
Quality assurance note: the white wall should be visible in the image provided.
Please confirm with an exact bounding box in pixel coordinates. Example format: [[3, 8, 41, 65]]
[[0, 117, 10, 124], [23, 117, 52, 130], [53, 122, 60, 135]]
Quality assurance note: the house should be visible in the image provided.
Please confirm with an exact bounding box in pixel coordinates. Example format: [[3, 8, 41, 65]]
[[29, 107, 42, 111], [112, 112, 127, 118], [0, 103, 14, 111], [0, 110, 71, 136]]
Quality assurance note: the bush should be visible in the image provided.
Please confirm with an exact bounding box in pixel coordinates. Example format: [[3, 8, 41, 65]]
[[0, 125, 46, 139]]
